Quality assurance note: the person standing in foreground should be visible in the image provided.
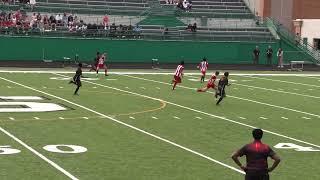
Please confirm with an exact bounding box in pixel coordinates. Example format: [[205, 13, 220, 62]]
[[69, 63, 84, 95], [215, 72, 230, 105], [197, 58, 209, 83], [172, 61, 184, 90], [266, 46, 273, 66], [231, 129, 281, 180]]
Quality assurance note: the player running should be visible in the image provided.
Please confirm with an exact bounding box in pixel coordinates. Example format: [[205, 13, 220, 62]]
[[172, 61, 184, 90], [215, 72, 230, 105], [197, 58, 209, 83], [69, 63, 84, 95], [197, 71, 219, 92], [89, 52, 100, 72], [96, 53, 108, 76]]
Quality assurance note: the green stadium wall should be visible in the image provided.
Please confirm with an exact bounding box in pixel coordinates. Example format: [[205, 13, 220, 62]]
[[0, 36, 310, 64]]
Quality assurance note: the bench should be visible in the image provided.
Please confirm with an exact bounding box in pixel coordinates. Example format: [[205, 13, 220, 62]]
[[290, 61, 304, 71]]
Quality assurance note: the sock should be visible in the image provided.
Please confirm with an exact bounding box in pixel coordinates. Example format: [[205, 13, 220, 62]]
[[172, 82, 177, 90], [216, 97, 223, 105], [74, 86, 80, 95]]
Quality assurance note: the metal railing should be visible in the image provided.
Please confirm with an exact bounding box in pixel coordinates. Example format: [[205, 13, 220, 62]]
[[266, 17, 320, 64]]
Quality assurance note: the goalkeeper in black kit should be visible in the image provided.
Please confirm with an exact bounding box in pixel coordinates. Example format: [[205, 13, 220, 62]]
[[69, 63, 84, 95], [215, 72, 230, 105]]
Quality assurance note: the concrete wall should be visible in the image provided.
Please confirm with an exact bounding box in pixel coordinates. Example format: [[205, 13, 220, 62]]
[[300, 19, 320, 46], [270, 0, 293, 30]]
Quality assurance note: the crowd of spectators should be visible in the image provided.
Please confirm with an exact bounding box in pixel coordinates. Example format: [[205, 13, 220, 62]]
[[177, 0, 192, 12], [186, 23, 197, 32]]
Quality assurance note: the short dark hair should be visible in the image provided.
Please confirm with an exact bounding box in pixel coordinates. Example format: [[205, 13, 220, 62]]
[[252, 129, 263, 140], [224, 72, 229, 77], [180, 61, 185, 65], [78, 63, 83, 67], [203, 57, 207, 61], [215, 71, 220, 75]]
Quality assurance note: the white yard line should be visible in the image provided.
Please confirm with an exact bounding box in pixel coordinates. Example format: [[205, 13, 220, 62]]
[[129, 116, 135, 119], [281, 117, 288, 120], [195, 117, 202, 120], [173, 116, 181, 119], [302, 117, 311, 120], [259, 117, 268, 120], [9, 117, 15, 121], [34, 117, 40, 120], [0, 76, 245, 175], [151, 116, 158, 120], [1, 70, 320, 76], [238, 117, 246, 120], [124, 74, 320, 119], [0, 127, 78, 180], [245, 76, 320, 88], [53, 73, 320, 149]]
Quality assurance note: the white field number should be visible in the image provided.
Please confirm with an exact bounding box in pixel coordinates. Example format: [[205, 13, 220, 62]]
[[274, 143, 320, 152], [0, 145, 21, 155], [43, 145, 88, 154], [0, 145, 87, 155], [0, 96, 66, 112]]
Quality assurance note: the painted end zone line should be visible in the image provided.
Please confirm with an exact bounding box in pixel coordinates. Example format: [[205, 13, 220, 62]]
[[111, 74, 320, 149], [0, 126, 79, 180], [0, 76, 245, 175]]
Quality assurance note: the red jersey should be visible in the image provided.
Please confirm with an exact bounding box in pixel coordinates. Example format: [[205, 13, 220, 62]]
[[174, 65, 184, 77], [208, 74, 217, 86], [98, 55, 105, 65], [198, 61, 208, 72]]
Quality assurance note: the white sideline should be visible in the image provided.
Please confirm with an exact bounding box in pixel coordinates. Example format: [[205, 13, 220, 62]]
[[1, 70, 320, 76], [0, 76, 245, 175], [126, 74, 320, 119], [245, 76, 320, 88], [0, 126, 79, 180], [53, 73, 320, 149]]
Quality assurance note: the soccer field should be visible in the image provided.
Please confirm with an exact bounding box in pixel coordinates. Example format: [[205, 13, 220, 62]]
[[0, 69, 319, 180]]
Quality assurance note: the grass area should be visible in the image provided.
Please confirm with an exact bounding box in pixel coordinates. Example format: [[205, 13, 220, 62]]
[[0, 70, 320, 180]]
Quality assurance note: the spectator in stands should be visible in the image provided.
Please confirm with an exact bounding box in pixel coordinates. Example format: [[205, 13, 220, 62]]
[[62, 13, 68, 27], [186, 24, 192, 32], [187, 0, 192, 10], [68, 14, 74, 27], [277, 48, 284, 68], [133, 24, 141, 38], [177, 0, 184, 9], [183, 0, 188, 10], [43, 15, 49, 30], [127, 24, 133, 37], [266, 45, 273, 66], [253, 46, 260, 64], [49, 14, 56, 30], [36, 12, 41, 28], [103, 14, 109, 30], [191, 23, 198, 32], [29, 0, 36, 11], [55, 14, 62, 25]]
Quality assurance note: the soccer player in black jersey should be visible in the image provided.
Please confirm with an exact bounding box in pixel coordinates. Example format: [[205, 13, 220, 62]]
[[69, 63, 83, 95], [215, 72, 230, 105]]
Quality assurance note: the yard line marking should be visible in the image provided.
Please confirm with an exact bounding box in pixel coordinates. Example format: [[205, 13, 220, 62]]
[[259, 117, 267, 120], [0, 76, 245, 175], [83, 117, 89, 119], [34, 117, 40, 120], [281, 117, 288, 120], [302, 117, 311, 120], [129, 116, 135, 119], [173, 116, 180, 119], [42, 86, 47, 89], [156, 87, 161, 90], [238, 117, 246, 120], [245, 76, 320, 88], [124, 74, 320, 119], [0, 127, 79, 180], [59, 87, 64, 89], [59, 117, 65, 120], [151, 116, 158, 120], [195, 117, 202, 119], [7, 86, 11, 88], [9, 117, 15, 121], [54, 74, 320, 149], [4, 70, 320, 76]]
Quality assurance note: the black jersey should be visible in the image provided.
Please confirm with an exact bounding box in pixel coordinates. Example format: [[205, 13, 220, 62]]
[[218, 77, 229, 89], [73, 67, 82, 82]]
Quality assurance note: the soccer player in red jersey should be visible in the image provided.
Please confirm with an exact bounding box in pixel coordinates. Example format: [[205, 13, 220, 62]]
[[231, 129, 281, 180], [96, 53, 108, 76], [197, 58, 209, 83], [172, 61, 184, 90], [197, 71, 219, 92], [89, 52, 100, 72]]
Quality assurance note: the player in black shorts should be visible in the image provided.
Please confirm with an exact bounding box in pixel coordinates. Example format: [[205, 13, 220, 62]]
[[215, 72, 230, 105], [69, 63, 83, 95], [231, 129, 281, 180]]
